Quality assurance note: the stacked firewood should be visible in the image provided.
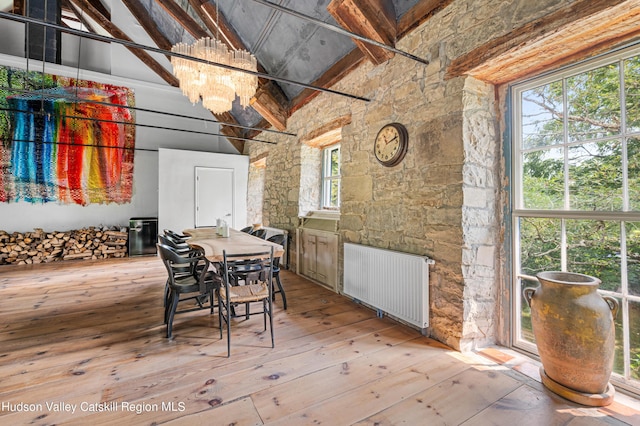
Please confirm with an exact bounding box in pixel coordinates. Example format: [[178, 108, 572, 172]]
[[0, 227, 129, 265]]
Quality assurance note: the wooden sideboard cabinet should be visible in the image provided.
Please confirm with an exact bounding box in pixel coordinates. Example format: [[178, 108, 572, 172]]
[[296, 213, 339, 292]]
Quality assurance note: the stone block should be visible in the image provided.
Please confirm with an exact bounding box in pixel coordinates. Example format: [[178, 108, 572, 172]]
[[340, 214, 363, 231], [463, 186, 489, 208], [342, 175, 373, 202], [364, 103, 395, 127], [343, 151, 371, 176]]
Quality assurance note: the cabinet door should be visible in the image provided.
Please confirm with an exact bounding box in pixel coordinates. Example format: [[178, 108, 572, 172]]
[[315, 235, 330, 283], [316, 234, 338, 289], [302, 232, 317, 280]]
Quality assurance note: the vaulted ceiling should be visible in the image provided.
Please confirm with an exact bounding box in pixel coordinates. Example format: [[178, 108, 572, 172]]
[[5, 0, 451, 151]]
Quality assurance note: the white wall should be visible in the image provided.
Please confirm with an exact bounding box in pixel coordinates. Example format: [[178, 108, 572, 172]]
[[158, 149, 249, 236], [0, 48, 241, 233]]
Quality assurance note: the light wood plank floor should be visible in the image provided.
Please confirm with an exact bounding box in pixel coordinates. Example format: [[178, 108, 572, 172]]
[[1, 257, 640, 425]]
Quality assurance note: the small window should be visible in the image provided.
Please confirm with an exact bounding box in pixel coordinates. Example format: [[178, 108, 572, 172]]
[[321, 144, 340, 209]]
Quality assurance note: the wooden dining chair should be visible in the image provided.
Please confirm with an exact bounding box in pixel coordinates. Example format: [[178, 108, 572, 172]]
[[157, 234, 209, 304], [250, 228, 267, 239], [266, 233, 287, 310], [217, 247, 274, 357], [164, 229, 189, 243], [157, 243, 220, 338], [158, 234, 191, 255]]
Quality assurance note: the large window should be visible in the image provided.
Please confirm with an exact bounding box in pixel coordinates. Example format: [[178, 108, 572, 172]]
[[321, 144, 340, 209], [512, 45, 640, 391]]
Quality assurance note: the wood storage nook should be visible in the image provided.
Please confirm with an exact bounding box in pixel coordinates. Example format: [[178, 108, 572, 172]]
[[0, 227, 128, 265]]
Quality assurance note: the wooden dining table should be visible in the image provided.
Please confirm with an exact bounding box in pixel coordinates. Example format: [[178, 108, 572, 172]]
[[183, 227, 284, 262]]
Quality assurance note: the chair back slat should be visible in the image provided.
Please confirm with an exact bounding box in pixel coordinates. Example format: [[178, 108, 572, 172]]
[[249, 228, 267, 239], [222, 248, 274, 289]]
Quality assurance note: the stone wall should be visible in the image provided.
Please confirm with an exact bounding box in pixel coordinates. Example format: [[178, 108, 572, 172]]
[[247, 163, 265, 226], [246, 0, 574, 351]]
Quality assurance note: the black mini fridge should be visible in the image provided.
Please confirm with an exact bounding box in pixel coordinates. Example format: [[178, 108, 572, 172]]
[[128, 217, 158, 256]]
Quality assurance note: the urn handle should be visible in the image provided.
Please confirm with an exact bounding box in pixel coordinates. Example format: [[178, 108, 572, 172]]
[[602, 295, 619, 319], [523, 287, 536, 307]]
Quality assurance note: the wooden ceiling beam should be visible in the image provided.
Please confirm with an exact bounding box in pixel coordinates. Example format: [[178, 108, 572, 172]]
[[121, 0, 173, 53], [327, 0, 396, 65], [70, 0, 179, 87], [244, 118, 272, 141], [85, 0, 109, 21], [153, 0, 209, 40], [61, 0, 98, 34], [12, 0, 24, 14], [217, 112, 247, 153], [191, 0, 243, 51], [250, 84, 288, 131], [397, 0, 454, 39], [289, 0, 443, 116], [290, 48, 366, 115]]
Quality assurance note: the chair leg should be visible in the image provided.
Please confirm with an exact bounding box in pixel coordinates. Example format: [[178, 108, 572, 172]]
[[226, 299, 231, 357], [164, 288, 174, 324], [263, 299, 267, 330], [164, 297, 169, 325], [166, 291, 180, 338], [274, 273, 287, 310], [268, 297, 274, 348], [217, 292, 223, 340]]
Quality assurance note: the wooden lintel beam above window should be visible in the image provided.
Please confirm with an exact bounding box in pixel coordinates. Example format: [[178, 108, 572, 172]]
[[250, 85, 288, 132], [301, 114, 352, 148], [446, 0, 632, 84], [327, 0, 396, 65], [250, 152, 269, 169]]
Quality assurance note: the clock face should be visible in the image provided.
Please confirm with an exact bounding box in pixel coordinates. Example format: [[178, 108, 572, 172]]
[[374, 123, 408, 167]]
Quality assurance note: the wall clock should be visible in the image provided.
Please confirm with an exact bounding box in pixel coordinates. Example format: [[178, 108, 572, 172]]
[[374, 122, 408, 167]]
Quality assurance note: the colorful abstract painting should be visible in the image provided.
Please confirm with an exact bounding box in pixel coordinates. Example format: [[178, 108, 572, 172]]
[[0, 66, 135, 205]]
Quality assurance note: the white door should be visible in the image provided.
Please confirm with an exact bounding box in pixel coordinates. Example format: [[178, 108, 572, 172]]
[[195, 167, 234, 228]]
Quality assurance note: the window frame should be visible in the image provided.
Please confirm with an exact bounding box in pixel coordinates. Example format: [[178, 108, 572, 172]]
[[510, 43, 640, 393], [321, 143, 340, 210]]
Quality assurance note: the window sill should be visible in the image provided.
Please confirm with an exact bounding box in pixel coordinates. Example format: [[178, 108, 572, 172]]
[[305, 210, 340, 220]]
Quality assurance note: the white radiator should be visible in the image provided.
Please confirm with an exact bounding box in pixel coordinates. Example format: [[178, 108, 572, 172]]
[[343, 243, 434, 329]]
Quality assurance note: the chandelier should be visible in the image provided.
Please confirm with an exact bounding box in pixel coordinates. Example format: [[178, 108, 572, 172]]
[[170, 37, 258, 114]]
